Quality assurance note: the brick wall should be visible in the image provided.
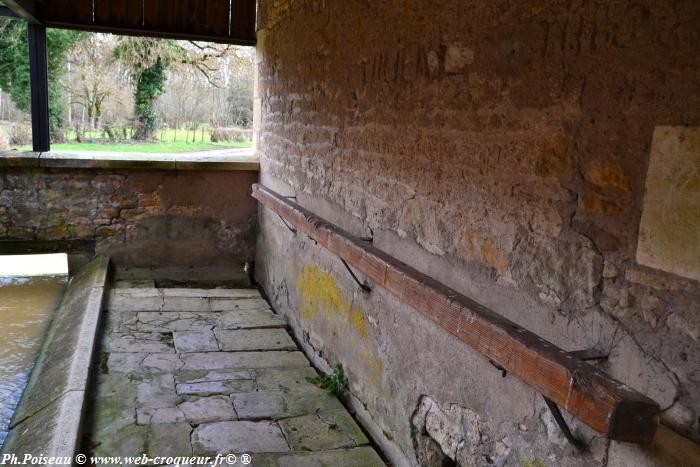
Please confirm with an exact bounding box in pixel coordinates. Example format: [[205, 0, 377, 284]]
[[254, 1, 700, 466]]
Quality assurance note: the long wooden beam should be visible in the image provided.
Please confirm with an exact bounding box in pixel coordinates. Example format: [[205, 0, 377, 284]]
[[41, 0, 257, 46], [0, 6, 20, 18], [2, 0, 39, 23], [252, 183, 660, 444]]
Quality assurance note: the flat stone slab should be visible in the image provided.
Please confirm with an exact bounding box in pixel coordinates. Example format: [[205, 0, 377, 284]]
[[216, 328, 297, 351], [136, 312, 219, 332], [192, 421, 290, 455], [114, 280, 156, 288], [254, 367, 320, 392], [108, 294, 164, 312], [279, 410, 369, 452], [179, 396, 238, 424], [137, 396, 237, 425], [176, 369, 254, 384], [110, 332, 174, 353], [252, 447, 385, 467], [137, 374, 181, 409], [92, 423, 193, 459], [231, 389, 343, 420], [218, 310, 287, 329], [108, 293, 227, 313], [174, 330, 219, 352], [176, 380, 257, 396], [83, 286, 384, 464], [211, 297, 272, 311], [182, 351, 310, 370], [162, 288, 262, 298], [162, 296, 212, 312]]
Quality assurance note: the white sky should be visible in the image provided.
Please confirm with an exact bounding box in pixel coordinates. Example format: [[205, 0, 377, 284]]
[[0, 254, 69, 277]]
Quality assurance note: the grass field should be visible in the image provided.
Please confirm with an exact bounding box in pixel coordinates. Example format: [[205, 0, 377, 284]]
[[16, 128, 253, 153]]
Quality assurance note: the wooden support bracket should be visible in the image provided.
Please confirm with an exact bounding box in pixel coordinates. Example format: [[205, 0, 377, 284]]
[[252, 183, 660, 444]]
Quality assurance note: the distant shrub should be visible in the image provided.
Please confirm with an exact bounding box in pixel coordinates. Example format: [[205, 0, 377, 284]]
[[9, 123, 31, 146], [0, 127, 8, 151], [210, 127, 253, 143]]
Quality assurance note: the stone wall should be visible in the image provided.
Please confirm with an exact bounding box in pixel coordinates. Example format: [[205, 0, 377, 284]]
[[0, 167, 258, 268], [254, 1, 700, 466]]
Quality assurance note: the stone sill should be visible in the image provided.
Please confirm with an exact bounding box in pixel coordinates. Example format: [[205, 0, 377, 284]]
[[0, 149, 259, 171]]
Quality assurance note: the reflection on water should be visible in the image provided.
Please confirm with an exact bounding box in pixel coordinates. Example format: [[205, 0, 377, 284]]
[[0, 277, 67, 448]]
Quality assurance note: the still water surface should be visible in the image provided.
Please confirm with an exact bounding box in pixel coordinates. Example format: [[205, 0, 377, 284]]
[[0, 277, 66, 448]]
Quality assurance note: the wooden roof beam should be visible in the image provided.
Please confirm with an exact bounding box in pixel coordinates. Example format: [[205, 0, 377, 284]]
[[3, 0, 40, 24]]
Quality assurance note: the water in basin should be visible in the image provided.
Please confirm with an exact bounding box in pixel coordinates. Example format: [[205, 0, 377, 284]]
[[0, 256, 68, 448]]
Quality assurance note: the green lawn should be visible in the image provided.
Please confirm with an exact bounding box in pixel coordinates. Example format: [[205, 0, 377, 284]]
[[16, 128, 253, 153], [34, 140, 252, 153]]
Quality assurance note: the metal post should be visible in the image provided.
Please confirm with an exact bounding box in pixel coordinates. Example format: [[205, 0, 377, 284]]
[[27, 23, 50, 152]]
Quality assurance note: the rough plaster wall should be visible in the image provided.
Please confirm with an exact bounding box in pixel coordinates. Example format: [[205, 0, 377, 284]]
[[0, 168, 258, 267], [255, 1, 700, 466]]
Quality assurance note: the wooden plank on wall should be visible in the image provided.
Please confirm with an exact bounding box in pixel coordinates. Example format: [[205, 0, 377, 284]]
[[95, 0, 143, 29], [44, 0, 93, 26], [231, 0, 256, 40], [143, 0, 229, 38], [43, 0, 255, 45], [251, 183, 661, 445]]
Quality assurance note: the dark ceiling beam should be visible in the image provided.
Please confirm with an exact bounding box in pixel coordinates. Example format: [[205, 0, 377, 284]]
[[3, 0, 41, 24], [0, 5, 20, 18]]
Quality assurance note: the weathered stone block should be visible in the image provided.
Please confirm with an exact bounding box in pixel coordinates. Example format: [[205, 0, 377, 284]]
[[162, 288, 262, 299], [279, 410, 369, 452], [231, 389, 343, 419], [136, 374, 181, 409], [511, 232, 602, 308], [254, 367, 320, 391], [178, 396, 238, 424], [191, 421, 290, 455], [215, 328, 297, 351], [182, 351, 310, 370], [210, 297, 271, 311], [137, 311, 219, 332], [162, 296, 212, 312], [176, 380, 257, 396], [175, 369, 255, 384], [110, 332, 174, 353], [253, 447, 386, 467], [174, 330, 220, 352], [217, 310, 287, 329]]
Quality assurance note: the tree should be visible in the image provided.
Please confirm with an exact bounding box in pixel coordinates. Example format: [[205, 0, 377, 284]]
[[0, 18, 83, 138], [114, 37, 187, 140], [114, 36, 238, 140], [69, 34, 119, 131]]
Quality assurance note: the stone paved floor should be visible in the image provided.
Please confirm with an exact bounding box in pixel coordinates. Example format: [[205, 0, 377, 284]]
[[82, 284, 385, 467]]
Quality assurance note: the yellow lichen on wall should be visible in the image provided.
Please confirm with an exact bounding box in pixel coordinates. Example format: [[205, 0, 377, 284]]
[[296, 265, 384, 383], [297, 265, 368, 337]]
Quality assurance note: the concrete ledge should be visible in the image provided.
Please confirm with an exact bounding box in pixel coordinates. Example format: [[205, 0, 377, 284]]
[[1, 257, 110, 461], [0, 150, 259, 171]]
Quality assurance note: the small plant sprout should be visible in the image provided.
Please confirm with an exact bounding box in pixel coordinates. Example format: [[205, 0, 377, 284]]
[[306, 363, 349, 396]]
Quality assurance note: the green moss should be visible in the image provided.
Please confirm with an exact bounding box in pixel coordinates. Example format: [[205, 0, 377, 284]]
[[521, 458, 547, 467]]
